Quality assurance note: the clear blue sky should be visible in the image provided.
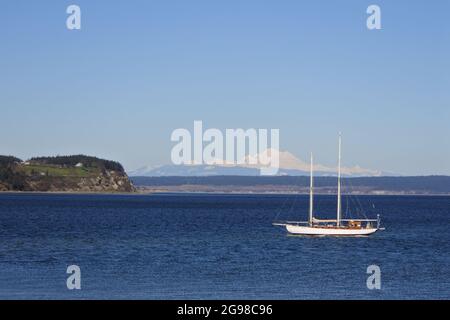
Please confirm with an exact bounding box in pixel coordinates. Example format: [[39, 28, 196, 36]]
[[1, 0, 449, 175]]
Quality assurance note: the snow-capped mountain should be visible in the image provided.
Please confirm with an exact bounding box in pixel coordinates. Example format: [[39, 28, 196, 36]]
[[243, 149, 382, 176], [128, 149, 387, 177]]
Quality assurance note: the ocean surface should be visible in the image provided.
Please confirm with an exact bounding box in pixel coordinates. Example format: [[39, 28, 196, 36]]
[[0, 193, 448, 299]]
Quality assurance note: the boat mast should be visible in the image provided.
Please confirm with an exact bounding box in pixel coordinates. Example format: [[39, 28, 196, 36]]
[[337, 133, 342, 227], [309, 152, 314, 226]]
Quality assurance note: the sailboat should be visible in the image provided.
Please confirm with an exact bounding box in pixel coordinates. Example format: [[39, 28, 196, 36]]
[[274, 134, 382, 236]]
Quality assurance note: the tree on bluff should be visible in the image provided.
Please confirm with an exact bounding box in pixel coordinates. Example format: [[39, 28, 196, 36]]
[[0, 155, 26, 190]]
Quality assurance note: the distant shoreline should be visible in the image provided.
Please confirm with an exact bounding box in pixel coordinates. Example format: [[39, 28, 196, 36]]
[[137, 190, 450, 197], [0, 191, 138, 196], [131, 175, 450, 196], [1, 190, 449, 197]]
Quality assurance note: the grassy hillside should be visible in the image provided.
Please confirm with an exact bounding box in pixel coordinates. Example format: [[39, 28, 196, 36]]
[[28, 155, 124, 172], [0, 155, 134, 192]]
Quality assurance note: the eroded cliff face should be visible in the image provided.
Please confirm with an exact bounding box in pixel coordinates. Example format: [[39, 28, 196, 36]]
[[25, 170, 136, 192]]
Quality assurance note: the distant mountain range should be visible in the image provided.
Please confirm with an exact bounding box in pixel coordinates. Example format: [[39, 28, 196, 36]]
[[129, 150, 394, 177]]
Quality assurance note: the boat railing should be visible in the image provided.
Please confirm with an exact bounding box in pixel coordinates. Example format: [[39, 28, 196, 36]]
[[273, 215, 382, 229], [340, 219, 378, 222], [272, 220, 309, 226]]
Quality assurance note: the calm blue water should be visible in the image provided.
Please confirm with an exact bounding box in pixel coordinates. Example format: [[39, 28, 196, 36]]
[[0, 193, 448, 299]]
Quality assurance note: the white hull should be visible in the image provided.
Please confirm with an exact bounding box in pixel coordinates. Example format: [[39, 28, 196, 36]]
[[285, 224, 378, 236]]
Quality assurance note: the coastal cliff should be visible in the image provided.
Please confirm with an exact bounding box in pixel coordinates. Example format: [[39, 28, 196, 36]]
[[0, 155, 135, 193]]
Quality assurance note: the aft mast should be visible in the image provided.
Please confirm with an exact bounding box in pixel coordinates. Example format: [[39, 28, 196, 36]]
[[337, 133, 342, 227], [309, 152, 314, 226]]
